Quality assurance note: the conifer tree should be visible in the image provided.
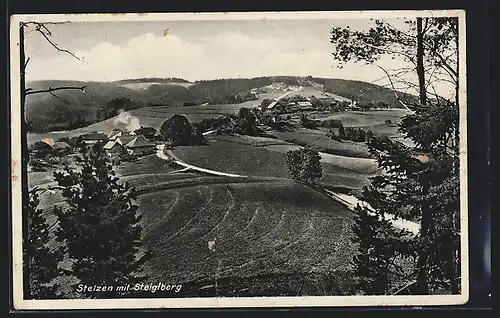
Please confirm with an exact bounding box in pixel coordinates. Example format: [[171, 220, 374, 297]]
[[23, 189, 64, 299], [331, 17, 461, 294], [53, 143, 149, 298]]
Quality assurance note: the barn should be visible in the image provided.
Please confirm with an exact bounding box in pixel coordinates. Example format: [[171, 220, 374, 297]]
[[123, 135, 156, 156]]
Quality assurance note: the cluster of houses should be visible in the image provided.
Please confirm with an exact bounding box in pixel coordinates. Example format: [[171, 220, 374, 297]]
[[261, 99, 322, 113], [80, 128, 158, 156], [30, 138, 73, 155], [31, 128, 159, 159]]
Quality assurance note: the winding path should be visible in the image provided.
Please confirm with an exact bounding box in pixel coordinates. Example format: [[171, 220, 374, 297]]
[[156, 144, 247, 178], [155, 143, 419, 235]]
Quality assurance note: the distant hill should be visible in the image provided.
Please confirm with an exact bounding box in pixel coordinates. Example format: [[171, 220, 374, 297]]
[[25, 76, 418, 133], [113, 77, 192, 85], [312, 77, 419, 107]]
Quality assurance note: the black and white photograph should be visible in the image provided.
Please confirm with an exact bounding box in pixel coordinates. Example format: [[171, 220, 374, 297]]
[[10, 11, 468, 309]]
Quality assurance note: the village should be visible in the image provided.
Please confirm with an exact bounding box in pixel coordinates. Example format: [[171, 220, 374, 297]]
[[28, 126, 160, 172], [27, 82, 398, 176]]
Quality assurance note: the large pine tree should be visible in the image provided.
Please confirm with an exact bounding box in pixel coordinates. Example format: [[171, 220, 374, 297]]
[[331, 17, 461, 294], [53, 143, 149, 298], [23, 190, 65, 299]]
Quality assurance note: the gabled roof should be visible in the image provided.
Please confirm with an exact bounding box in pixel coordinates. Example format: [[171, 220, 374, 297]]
[[108, 129, 123, 139], [267, 100, 278, 109], [103, 140, 117, 150], [116, 135, 137, 146], [297, 101, 313, 107], [31, 141, 54, 150], [126, 135, 156, 148], [52, 141, 71, 150], [81, 132, 107, 140]]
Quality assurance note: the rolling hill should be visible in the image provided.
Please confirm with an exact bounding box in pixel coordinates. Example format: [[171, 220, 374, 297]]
[[24, 76, 418, 133]]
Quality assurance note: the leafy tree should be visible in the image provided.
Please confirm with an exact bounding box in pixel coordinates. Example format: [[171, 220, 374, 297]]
[[134, 126, 158, 139], [160, 114, 203, 146], [106, 97, 141, 111], [320, 119, 343, 129], [331, 17, 460, 294], [53, 144, 149, 298], [299, 114, 318, 129], [357, 101, 372, 111], [259, 99, 273, 110], [285, 148, 322, 183], [339, 124, 345, 139], [235, 107, 258, 135], [326, 130, 342, 142], [365, 129, 374, 142], [23, 189, 65, 299]]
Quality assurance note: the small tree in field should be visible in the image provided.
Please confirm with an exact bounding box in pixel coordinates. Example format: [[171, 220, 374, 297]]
[[160, 114, 203, 146], [24, 189, 64, 299], [285, 148, 322, 183], [54, 144, 149, 298]]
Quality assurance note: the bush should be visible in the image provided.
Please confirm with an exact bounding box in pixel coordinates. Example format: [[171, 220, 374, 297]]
[[365, 129, 374, 142], [134, 126, 158, 139], [235, 107, 258, 136], [46, 156, 61, 166], [285, 148, 322, 183], [344, 127, 367, 142], [119, 151, 138, 163], [320, 119, 343, 129], [30, 158, 48, 172], [327, 130, 342, 142], [299, 114, 318, 129]]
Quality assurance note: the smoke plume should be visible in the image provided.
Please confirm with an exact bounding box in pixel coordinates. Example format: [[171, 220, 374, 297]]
[[113, 110, 141, 132]]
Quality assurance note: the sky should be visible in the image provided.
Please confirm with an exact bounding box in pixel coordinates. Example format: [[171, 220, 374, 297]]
[[22, 18, 454, 98]]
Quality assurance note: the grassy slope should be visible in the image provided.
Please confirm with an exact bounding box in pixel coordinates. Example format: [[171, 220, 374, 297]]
[[25, 76, 418, 133], [267, 128, 372, 159], [314, 77, 419, 107], [172, 135, 375, 192], [137, 180, 356, 284], [313, 109, 411, 127]]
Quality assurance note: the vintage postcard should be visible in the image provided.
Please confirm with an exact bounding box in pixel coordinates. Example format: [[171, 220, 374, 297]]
[[10, 10, 468, 310]]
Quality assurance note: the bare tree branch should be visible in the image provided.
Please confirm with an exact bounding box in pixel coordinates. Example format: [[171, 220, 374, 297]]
[[37, 23, 53, 36], [361, 41, 417, 65], [383, 22, 416, 42], [34, 26, 81, 61], [48, 90, 61, 99], [420, 38, 458, 81], [25, 85, 86, 96], [24, 57, 30, 70], [372, 63, 415, 113], [391, 280, 417, 295]]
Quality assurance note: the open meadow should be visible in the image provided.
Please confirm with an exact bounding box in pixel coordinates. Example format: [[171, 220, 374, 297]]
[[137, 180, 356, 285], [171, 134, 378, 192]]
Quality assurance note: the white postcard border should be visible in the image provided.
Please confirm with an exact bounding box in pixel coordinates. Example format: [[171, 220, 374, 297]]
[[10, 10, 469, 310]]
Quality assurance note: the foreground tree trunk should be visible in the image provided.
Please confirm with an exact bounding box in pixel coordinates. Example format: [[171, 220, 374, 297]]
[[415, 17, 431, 295], [19, 23, 32, 299]]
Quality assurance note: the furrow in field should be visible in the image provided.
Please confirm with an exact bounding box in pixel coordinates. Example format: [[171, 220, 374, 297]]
[[160, 186, 213, 243], [234, 206, 261, 237]]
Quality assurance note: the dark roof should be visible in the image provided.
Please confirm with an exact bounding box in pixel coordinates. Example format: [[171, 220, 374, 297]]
[[117, 136, 137, 146], [137, 127, 157, 134], [52, 141, 71, 149], [127, 136, 156, 148], [80, 133, 107, 140], [31, 141, 54, 150]]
